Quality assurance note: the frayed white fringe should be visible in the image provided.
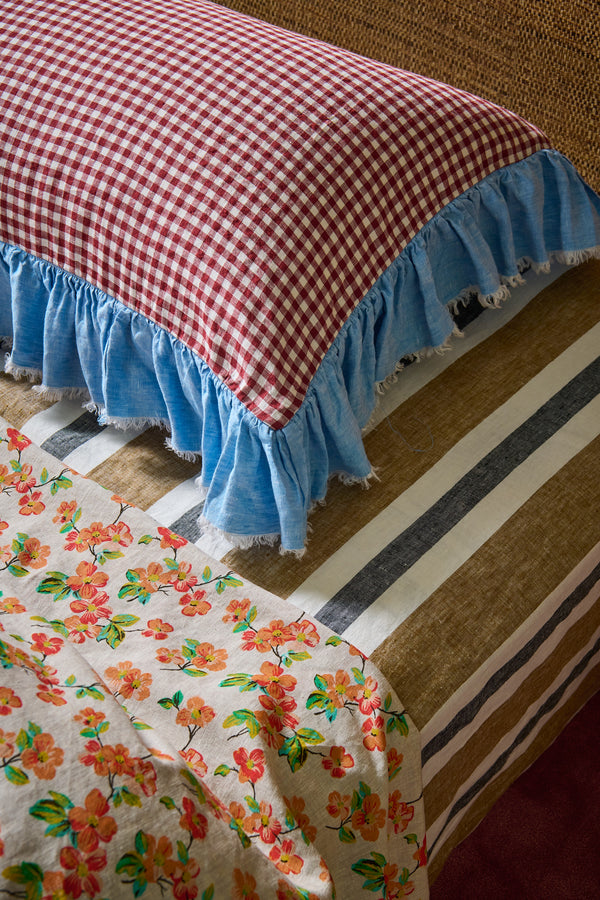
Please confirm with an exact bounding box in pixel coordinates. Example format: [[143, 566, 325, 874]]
[[197, 515, 304, 557], [165, 438, 201, 462], [34, 385, 90, 402], [4, 357, 43, 382]]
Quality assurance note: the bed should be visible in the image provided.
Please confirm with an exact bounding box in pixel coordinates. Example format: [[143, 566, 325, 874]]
[[1, 0, 599, 895]]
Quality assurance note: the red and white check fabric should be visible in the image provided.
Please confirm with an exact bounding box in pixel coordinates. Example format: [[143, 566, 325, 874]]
[[0, 0, 549, 427]]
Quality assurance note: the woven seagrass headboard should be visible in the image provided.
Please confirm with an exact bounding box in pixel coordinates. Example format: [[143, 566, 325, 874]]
[[216, 0, 600, 192]]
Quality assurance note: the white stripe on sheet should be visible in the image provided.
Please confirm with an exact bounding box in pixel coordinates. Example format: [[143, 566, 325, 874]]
[[287, 320, 600, 640], [20, 398, 88, 445]]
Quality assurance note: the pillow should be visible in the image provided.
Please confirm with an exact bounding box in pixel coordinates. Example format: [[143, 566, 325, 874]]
[[1, 0, 599, 551]]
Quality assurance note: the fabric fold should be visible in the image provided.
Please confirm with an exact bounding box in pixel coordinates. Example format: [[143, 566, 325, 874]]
[[2, 148, 600, 550]]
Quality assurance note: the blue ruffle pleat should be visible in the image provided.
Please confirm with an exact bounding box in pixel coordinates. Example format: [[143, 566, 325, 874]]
[[1, 149, 600, 550]]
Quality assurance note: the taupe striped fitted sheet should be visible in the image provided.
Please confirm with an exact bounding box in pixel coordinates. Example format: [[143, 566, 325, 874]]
[[2, 259, 599, 880]]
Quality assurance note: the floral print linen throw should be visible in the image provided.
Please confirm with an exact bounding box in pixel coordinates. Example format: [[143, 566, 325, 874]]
[[0, 418, 427, 899]]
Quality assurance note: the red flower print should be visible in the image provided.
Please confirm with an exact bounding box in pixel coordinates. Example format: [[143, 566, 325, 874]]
[[351, 793, 386, 841], [125, 757, 158, 797], [142, 618, 175, 640], [155, 647, 185, 666], [191, 642, 228, 671], [80, 740, 111, 776], [74, 708, 106, 728], [326, 791, 351, 819], [14, 464, 35, 493], [413, 836, 427, 868], [21, 732, 64, 779], [269, 839, 304, 876], [60, 846, 106, 899], [246, 801, 282, 844], [170, 560, 198, 593], [349, 644, 367, 660], [233, 869, 259, 900], [172, 856, 201, 900], [287, 619, 320, 648], [66, 561, 109, 598], [175, 696, 216, 729], [356, 676, 381, 715], [0, 728, 17, 759], [179, 797, 209, 840], [104, 521, 133, 547], [362, 715, 386, 752], [240, 628, 272, 653], [322, 745, 355, 778], [30, 633, 63, 656], [0, 464, 19, 491], [259, 694, 299, 731], [69, 595, 113, 624], [157, 526, 188, 549], [18, 490, 45, 516], [387, 748, 404, 780], [254, 711, 286, 750], [222, 597, 251, 624], [17, 537, 50, 570], [323, 670, 360, 708], [64, 530, 92, 552], [253, 661, 297, 699], [6, 427, 31, 452], [232, 747, 265, 784], [63, 615, 102, 642], [68, 788, 117, 853], [0, 686, 23, 715], [53, 500, 78, 524], [179, 589, 211, 617], [388, 790, 414, 834]]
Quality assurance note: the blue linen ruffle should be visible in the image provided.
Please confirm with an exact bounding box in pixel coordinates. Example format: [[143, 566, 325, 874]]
[[1, 148, 600, 550]]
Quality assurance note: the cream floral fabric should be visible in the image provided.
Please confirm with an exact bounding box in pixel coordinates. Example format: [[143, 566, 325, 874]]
[[0, 417, 427, 899]]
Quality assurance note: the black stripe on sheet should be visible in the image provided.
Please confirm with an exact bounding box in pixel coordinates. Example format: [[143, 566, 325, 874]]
[[316, 355, 600, 633], [428, 632, 600, 855], [40, 411, 105, 458], [168, 503, 205, 543], [422, 560, 600, 765]]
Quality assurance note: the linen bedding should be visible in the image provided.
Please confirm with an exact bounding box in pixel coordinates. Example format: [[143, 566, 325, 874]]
[[2, 0, 600, 554]]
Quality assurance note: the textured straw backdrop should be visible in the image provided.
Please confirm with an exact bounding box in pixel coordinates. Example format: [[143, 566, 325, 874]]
[[216, 0, 600, 193], [2, 260, 600, 881]]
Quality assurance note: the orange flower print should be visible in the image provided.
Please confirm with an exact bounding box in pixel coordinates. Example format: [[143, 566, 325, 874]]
[[41, 870, 66, 897], [259, 694, 299, 731], [245, 800, 282, 844], [269, 839, 304, 876], [30, 633, 63, 656], [63, 615, 102, 643], [170, 560, 198, 593], [53, 499, 78, 524], [104, 661, 153, 701], [179, 589, 211, 617], [283, 795, 316, 843], [18, 490, 45, 516], [0, 686, 22, 715], [155, 647, 185, 666], [6, 427, 31, 452], [323, 670, 360, 708], [104, 521, 133, 547], [0, 728, 17, 759], [103, 743, 136, 777], [253, 661, 297, 699], [232, 869, 259, 900], [321, 745, 355, 778], [125, 757, 158, 797], [68, 788, 117, 853], [17, 537, 50, 569], [222, 597, 251, 624], [287, 619, 320, 648], [387, 748, 404, 780], [178, 748, 208, 778], [362, 715, 386, 752], [131, 562, 172, 593], [388, 790, 414, 834], [179, 797, 209, 840], [66, 561, 109, 598], [142, 618, 175, 640], [241, 629, 272, 653], [261, 619, 293, 646], [175, 696, 216, 729], [191, 642, 228, 671], [326, 790, 351, 819], [64, 529, 92, 552], [74, 708, 106, 729], [232, 747, 265, 784], [0, 595, 26, 614], [351, 793, 386, 841], [60, 846, 106, 899], [140, 834, 178, 882], [78, 522, 109, 547], [36, 684, 67, 707], [21, 732, 64, 779], [157, 526, 187, 550], [13, 463, 36, 494]]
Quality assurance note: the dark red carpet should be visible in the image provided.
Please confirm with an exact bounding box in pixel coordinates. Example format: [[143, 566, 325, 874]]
[[430, 690, 600, 899]]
